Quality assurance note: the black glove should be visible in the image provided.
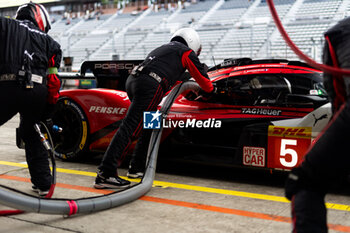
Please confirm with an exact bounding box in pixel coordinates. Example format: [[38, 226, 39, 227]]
[[41, 104, 56, 134], [41, 103, 56, 121], [212, 83, 220, 94], [202, 63, 209, 73], [285, 165, 330, 201], [45, 118, 54, 134], [197, 86, 214, 100], [285, 166, 313, 200], [197, 83, 221, 100]]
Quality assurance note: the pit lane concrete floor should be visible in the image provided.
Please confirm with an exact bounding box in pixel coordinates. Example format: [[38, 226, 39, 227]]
[[0, 116, 350, 233]]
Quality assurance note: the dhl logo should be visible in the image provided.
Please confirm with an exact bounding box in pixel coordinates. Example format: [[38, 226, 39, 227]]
[[268, 126, 312, 139]]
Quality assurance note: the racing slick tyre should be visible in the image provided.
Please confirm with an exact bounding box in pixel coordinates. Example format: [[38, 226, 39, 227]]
[[52, 98, 89, 161]]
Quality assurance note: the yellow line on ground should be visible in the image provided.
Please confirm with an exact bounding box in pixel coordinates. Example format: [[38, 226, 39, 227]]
[[1, 160, 349, 211], [0, 161, 28, 168], [0, 161, 97, 176]]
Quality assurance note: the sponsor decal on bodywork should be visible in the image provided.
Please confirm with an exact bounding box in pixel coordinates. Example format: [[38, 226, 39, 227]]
[[89, 106, 127, 115], [267, 126, 312, 169], [268, 126, 311, 138], [243, 146, 265, 167], [241, 108, 282, 116], [94, 63, 136, 70]]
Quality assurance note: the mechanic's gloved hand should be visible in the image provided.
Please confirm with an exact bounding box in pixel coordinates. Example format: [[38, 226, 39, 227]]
[[211, 82, 218, 94], [285, 166, 306, 200], [196, 83, 221, 100], [45, 118, 54, 133], [41, 104, 56, 133], [202, 63, 209, 73], [197, 87, 214, 101], [41, 103, 56, 120]]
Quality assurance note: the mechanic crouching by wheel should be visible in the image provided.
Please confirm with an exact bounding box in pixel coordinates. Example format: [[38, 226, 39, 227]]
[[0, 3, 62, 196], [285, 17, 350, 232], [94, 28, 215, 189]]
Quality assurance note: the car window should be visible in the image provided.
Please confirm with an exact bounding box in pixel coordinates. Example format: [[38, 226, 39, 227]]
[[210, 74, 292, 106]]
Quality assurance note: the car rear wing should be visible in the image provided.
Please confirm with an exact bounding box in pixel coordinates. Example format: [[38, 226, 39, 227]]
[[58, 60, 143, 91]]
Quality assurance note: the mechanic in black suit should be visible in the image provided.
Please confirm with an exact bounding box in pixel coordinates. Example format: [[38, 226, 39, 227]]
[[0, 3, 61, 196], [285, 17, 350, 232], [94, 28, 215, 189]]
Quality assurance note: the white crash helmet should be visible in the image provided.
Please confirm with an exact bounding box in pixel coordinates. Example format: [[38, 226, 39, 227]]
[[16, 3, 51, 33], [170, 28, 202, 56]]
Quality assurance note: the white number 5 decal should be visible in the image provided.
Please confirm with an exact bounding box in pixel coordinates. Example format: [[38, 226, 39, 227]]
[[280, 139, 297, 167]]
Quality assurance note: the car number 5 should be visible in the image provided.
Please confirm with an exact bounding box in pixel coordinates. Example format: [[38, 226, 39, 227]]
[[280, 139, 298, 167]]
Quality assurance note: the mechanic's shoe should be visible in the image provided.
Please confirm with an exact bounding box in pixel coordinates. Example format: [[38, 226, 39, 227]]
[[32, 186, 49, 197], [94, 173, 131, 189], [127, 168, 144, 179], [127, 163, 145, 179]]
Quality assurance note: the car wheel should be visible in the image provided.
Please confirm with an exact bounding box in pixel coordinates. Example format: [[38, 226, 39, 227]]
[[52, 98, 89, 161]]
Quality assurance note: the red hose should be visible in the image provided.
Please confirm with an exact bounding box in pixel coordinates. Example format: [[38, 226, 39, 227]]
[[0, 210, 24, 216], [266, 0, 350, 76], [46, 184, 56, 198]]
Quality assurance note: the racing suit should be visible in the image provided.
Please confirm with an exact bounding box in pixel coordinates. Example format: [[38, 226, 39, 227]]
[[0, 17, 61, 191], [285, 17, 350, 233], [98, 41, 213, 177]]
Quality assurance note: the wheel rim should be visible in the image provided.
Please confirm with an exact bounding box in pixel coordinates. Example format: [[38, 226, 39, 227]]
[[52, 99, 88, 159]]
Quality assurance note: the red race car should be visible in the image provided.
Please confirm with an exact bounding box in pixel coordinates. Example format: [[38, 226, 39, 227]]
[[52, 58, 331, 171]]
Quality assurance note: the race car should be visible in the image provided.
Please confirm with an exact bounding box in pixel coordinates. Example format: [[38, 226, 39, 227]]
[[51, 58, 330, 171]]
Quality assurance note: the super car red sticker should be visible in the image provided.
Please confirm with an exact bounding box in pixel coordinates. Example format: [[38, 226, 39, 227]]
[[243, 146, 265, 167], [267, 126, 312, 170]]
